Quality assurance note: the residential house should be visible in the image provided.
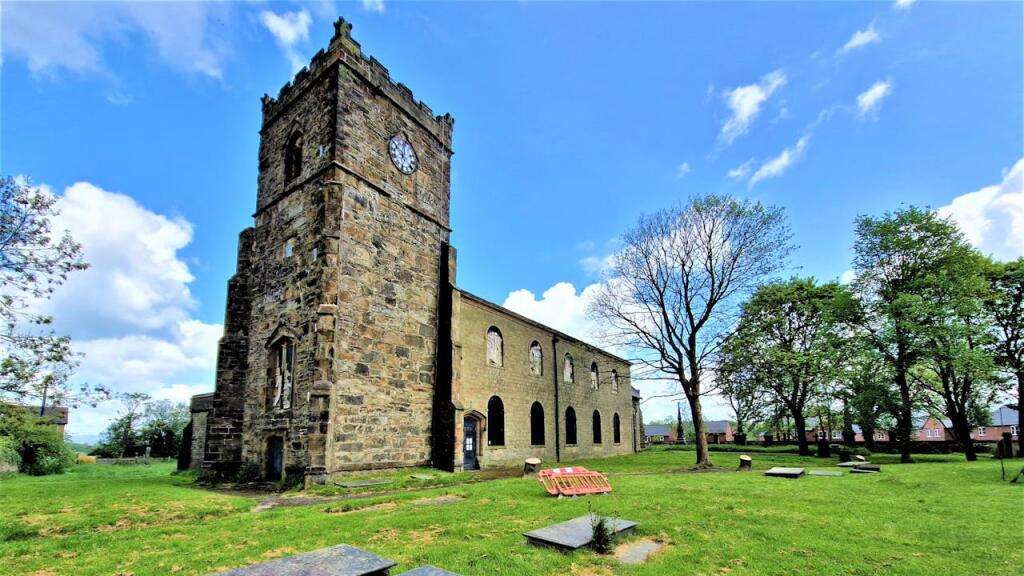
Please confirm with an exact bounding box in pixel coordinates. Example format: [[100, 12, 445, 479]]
[[972, 406, 1019, 443], [644, 424, 676, 444], [705, 420, 734, 444], [1, 403, 68, 439]]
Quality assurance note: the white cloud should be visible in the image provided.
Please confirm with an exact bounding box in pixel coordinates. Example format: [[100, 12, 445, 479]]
[[362, 0, 386, 13], [503, 282, 604, 343], [259, 10, 313, 73], [894, 0, 917, 10], [719, 70, 787, 145], [839, 23, 880, 55], [840, 269, 857, 285], [580, 255, 616, 276], [856, 79, 893, 119], [27, 181, 221, 437], [938, 158, 1024, 262], [727, 159, 756, 181], [1, 2, 229, 79], [676, 162, 692, 178], [748, 135, 811, 188]]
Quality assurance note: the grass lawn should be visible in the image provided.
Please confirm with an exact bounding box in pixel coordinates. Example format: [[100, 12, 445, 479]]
[[1, 448, 1021, 576]]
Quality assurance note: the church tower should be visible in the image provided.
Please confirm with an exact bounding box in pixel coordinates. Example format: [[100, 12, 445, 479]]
[[202, 18, 455, 482]]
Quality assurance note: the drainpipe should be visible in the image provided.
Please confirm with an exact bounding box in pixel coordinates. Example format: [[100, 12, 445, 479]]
[[552, 335, 561, 463]]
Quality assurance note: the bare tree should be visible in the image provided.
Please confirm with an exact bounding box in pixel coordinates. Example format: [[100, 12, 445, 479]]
[[589, 194, 792, 467]]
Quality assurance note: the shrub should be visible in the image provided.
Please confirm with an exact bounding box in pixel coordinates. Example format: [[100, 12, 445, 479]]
[[0, 436, 21, 474], [0, 405, 74, 475], [234, 462, 261, 484], [279, 465, 305, 490], [590, 515, 613, 554]]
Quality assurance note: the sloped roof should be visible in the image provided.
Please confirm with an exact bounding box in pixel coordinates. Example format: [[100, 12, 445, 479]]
[[705, 420, 731, 434], [990, 405, 1019, 426], [645, 424, 671, 437], [2, 403, 68, 425]]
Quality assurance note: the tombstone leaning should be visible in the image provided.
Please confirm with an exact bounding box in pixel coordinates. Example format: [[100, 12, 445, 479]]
[[738, 455, 752, 472]]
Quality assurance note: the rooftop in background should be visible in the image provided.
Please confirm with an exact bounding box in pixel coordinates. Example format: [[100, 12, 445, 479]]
[[1, 403, 68, 425]]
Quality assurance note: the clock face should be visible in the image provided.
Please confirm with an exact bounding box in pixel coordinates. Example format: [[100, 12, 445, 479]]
[[388, 135, 419, 174]]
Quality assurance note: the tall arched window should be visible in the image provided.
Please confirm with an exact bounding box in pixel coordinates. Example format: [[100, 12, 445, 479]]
[[613, 413, 621, 444], [267, 338, 295, 410], [611, 369, 619, 393], [530, 402, 545, 445], [565, 407, 577, 445], [529, 341, 543, 376], [590, 362, 599, 391], [284, 131, 303, 181], [486, 327, 503, 367], [592, 410, 603, 444], [563, 353, 574, 383], [487, 396, 505, 446]]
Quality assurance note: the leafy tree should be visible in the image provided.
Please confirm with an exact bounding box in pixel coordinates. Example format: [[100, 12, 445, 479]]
[[984, 258, 1024, 455], [838, 344, 896, 451], [137, 401, 189, 457], [0, 403, 73, 475], [845, 207, 978, 463], [590, 194, 793, 466], [716, 347, 768, 440], [0, 176, 104, 412], [722, 278, 847, 455]]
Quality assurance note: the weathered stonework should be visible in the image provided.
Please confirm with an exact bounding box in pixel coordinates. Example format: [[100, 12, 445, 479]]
[[193, 17, 639, 483]]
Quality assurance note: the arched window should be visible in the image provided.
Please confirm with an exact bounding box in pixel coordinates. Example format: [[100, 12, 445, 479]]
[[563, 353, 574, 383], [592, 410, 602, 444], [529, 341, 543, 376], [284, 131, 303, 181], [487, 396, 505, 446], [267, 338, 295, 410], [486, 327, 503, 367], [613, 413, 621, 444], [611, 369, 619, 393], [530, 402, 545, 445], [565, 407, 577, 445], [590, 362, 599, 391]]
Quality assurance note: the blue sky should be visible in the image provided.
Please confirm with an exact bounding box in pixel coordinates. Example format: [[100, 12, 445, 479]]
[[2, 1, 1022, 438]]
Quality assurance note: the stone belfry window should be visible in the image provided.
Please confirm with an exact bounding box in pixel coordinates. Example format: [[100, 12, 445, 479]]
[[268, 339, 295, 410], [284, 131, 303, 181], [563, 353, 574, 383], [529, 341, 543, 376], [590, 362, 599, 391], [611, 369, 619, 393], [486, 327, 503, 367]]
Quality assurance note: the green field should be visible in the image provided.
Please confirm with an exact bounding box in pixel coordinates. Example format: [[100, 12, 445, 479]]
[[1, 448, 1020, 576]]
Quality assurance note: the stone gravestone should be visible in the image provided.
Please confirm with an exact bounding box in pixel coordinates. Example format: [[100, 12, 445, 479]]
[[838, 448, 851, 463], [816, 438, 831, 458], [762, 433, 774, 447], [213, 544, 396, 576]]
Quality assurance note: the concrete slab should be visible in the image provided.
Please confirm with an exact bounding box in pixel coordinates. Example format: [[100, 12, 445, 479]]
[[398, 568, 462, 576], [850, 468, 878, 474], [212, 544, 395, 576], [524, 515, 637, 551], [764, 467, 805, 478], [336, 479, 393, 488], [855, 463, 881, 472], [809, 470, 843, 477], [614, 539, 665, 565], [836, 462, 857, 468]]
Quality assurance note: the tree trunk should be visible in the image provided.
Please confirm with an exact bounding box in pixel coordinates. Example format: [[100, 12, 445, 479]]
[[950, 414, 977, 461], [687, 395, 711, 467], [895, 366, 913, 463], [863, 425, 877, 452], [793, 412, 810, 456], [1018, 370, 1023, 458]]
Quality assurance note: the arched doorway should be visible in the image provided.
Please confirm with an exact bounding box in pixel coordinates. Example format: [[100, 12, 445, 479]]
[[462, 412, 483, 471]]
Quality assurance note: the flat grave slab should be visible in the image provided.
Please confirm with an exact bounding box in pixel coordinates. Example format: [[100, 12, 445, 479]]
[[854, 463, 881, 472], [836, 462, 857, 468], [764, 467, 805, 478], [809, 470, 843, 477], [410, 474, 435, 481], [336, 479, 393, 488], [524, 515, 637, 551], [850, 468, 878, 474], [398, 568, 462, 576], [213, 544, 396, 576], [614, 538, 665, 565]]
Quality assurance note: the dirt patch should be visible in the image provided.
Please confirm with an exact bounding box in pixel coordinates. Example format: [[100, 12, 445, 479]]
[[408, 525, 444, 544], [323, 501, 398, 515], [568, 565, 614, 576], [412, 494, 465, 506], [260, 547, 296, 559]]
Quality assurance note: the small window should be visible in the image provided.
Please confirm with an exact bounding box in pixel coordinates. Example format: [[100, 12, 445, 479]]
[[1011, 426, 1018, 437], [530, 402, 545, 445], [284, 131, 303, 181], [283, 238, 294, 258], [976, 427, 986, 437], [592, 410, 602, 444], [310, 246, 318, 261], [831, 430, 842, 440], [613, 413, 621, 444], [563, 353, 574, 383], [590, 362, 599, 391], [487, 396, 505, 446], [565, 407, 577, 445], [529, 341, 543, 376], [267, 338, 295, 410], [611, 369, 619, 393], [486, 327, 503, 367]]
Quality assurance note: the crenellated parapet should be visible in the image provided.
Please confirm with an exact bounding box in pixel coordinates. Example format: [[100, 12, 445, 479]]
[[261, 17, 454, 150]]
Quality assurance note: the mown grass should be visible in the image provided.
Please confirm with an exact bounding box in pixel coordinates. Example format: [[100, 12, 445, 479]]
[[1, 448, 1020, 576]]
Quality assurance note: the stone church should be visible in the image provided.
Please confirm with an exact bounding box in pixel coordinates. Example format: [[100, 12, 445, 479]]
[[190, 18, 642, 484]]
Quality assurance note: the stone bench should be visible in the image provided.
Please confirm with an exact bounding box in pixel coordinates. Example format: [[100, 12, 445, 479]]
[[213, 544, 396, 576]]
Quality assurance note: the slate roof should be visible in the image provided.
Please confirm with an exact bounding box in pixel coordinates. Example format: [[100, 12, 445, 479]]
[[644, 424, 671, 437], [705, 420, 732, 434], [2, 403, 68, 425], [990, 405, 1019, 426]]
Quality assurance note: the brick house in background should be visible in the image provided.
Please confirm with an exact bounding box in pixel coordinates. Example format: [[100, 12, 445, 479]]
[[644, 424, 676, 444], [971, 406, 1019, 443], [705, 420, 733, 444], [1, 404, 68, 439]]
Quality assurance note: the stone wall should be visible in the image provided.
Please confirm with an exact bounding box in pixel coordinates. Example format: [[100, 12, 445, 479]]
[[452, 291, 636, 469]]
